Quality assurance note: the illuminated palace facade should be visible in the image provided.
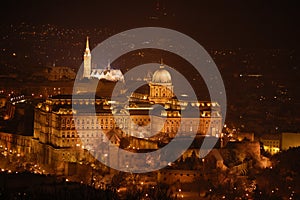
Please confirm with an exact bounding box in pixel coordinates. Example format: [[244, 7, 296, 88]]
[[30, 38, 222, 173], [34, 65, 222, 147], [32, 63, 222, 172], [33, 88, 222, 149]]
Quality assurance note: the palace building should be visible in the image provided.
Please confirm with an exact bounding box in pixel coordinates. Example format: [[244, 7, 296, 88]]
[[32, 60, 222, 172], [28, 37, 223, 173], [148, 66, 174, 103]]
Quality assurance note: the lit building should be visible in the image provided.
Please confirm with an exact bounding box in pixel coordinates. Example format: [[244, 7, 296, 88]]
[[260, 134, 281, 155], [31, 64, 223, 172], [260, 132, 300, 155], [26, 38, 223, 173], [34, 66, 223, 146], [33, 95, 110, 149], [83, 37, 91, 79], [148, 66, 174, 103], [46, 66, 76, 81], [129, 65, 222, 137], [82, 37, 124, 82], [90, 62, 124, 82]]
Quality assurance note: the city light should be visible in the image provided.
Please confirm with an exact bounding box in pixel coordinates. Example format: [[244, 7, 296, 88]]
[[0, 2, 298, 199]]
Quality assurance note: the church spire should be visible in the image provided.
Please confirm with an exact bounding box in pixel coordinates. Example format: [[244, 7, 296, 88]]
[[86, 36, 90, 50], [84, 36, 91, 56], [83, 36, 91, 79]]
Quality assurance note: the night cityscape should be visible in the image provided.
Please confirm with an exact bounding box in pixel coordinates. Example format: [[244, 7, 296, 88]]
[[0, 1, 299, 199]]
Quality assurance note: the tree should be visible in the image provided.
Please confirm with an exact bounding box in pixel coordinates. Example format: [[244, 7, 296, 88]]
[[111, 172, 127, 189]]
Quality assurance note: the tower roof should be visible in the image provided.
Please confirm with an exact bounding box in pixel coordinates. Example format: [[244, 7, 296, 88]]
[[152, 66, 172, 84], [84, 36, 91, 57], [86, 36, 90, 50]]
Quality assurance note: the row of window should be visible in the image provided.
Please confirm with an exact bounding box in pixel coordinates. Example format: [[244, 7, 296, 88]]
[[61, 124, 113, 130], [263, 141, 280, 145], [61, 118, 115, 125], [61, 132, 105, 138], [61, 139, 100, 145], [59, 117, 219, 126]]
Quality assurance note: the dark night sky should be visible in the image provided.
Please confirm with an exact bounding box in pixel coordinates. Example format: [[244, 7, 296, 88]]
[[0, 0, 299, 48]]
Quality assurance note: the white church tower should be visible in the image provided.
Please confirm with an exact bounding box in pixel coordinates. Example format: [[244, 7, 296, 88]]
[[83, 36, 91, 79]]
